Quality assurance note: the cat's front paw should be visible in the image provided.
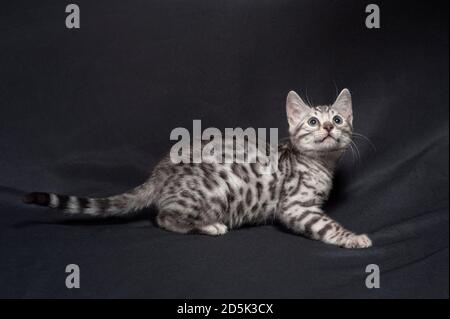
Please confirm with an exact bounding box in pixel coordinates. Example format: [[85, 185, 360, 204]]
[[342, 234, 372, 249]]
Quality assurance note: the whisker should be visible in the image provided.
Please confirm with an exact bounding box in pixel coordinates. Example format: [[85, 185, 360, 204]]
[[356, 141, 362, 161], [352, 132, 377, 151], [351, 143, 358, 162], [332, 80, 340, 100], [305, 88, 313, 107], [346, 141, 357, 163], [350, 140, 361, 161], [348, 144, 355, 162]]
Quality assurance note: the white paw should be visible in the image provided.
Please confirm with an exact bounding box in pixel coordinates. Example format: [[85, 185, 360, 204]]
[[343, 234, 372, 249], [199, 223, 228, 236]]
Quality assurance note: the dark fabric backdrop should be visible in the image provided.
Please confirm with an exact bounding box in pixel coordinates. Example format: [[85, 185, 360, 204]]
[[0, 0, 448, 298]]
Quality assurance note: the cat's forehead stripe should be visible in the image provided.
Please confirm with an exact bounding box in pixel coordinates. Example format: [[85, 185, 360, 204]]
[[313, 105, 332, 113]]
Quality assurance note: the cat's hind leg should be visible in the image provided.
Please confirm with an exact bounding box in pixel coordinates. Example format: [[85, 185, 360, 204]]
[[156, 210, 195, 234], [156, 209, 228, 236]]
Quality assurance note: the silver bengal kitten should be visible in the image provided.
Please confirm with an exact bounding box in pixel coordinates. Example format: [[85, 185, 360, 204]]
[[24, 89, 372, 249]]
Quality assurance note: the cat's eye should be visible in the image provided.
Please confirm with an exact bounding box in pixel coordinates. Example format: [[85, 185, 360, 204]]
[[308, 117, 319, 127], [333, 115, 343, 125]]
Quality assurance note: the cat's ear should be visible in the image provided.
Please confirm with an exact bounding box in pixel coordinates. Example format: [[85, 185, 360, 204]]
[[286, 91, 310, 128], [333, 88, 353, 124]]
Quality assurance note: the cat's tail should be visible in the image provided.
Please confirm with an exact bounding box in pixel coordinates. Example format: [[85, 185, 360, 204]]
[[23, 182, 155, 217]]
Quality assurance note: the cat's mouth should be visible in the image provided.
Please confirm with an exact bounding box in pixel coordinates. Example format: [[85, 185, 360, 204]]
[[318, 134, 338, 143]]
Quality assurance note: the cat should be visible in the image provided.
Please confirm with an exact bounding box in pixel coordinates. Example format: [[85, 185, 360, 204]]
[[23, 89, 372, 249]]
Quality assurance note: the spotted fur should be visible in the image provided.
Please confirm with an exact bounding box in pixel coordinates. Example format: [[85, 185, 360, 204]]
[[24, 89, 372, 249]]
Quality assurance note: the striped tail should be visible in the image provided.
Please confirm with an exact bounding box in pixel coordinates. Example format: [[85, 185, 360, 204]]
[[23, 184, 154, 217]]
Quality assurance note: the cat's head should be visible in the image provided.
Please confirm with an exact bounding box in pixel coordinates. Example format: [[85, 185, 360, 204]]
[[286, 89, 353, 154]]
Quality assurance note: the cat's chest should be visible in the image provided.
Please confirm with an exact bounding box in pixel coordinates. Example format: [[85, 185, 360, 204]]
[[285, 158, 333, 202]]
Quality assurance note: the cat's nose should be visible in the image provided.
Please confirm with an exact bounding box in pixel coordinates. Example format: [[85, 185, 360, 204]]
[[323, 122, 334, 132]]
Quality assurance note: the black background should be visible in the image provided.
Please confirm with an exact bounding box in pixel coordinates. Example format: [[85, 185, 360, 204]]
[[0, 0, 448, 298]]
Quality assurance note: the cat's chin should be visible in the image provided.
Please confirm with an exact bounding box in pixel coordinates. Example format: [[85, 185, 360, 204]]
[[300, 140, 345, 154], [316, 137, 339, 149]]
